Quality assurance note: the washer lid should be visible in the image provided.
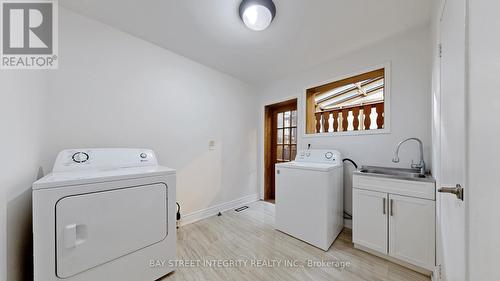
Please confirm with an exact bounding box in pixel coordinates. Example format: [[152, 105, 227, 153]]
[[275, 161, 340, 172], [33, 166, 175, 190]]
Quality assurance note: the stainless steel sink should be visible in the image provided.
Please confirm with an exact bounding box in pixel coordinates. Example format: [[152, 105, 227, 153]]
[[354, 165, 435, 182]]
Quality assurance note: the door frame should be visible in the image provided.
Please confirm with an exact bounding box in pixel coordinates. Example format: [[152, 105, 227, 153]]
[[263, 98, 298, 201], [433, 0, 469, 279]]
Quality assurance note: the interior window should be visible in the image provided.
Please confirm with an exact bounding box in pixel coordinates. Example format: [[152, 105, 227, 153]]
[[305, 68, 386, 134]]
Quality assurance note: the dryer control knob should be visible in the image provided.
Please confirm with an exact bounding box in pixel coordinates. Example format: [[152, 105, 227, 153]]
[[72, 152, 89, 163], [325, 152, 333, 159]]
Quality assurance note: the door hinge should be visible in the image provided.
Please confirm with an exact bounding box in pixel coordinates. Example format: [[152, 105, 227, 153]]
[[438, 43, 442, 58], [434, 264, 442, 280]]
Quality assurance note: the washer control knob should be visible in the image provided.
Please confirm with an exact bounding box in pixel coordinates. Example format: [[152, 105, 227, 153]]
[[325, 152, 333, 159], [72, 152, 89, 163], [140, 153, 147, 159]]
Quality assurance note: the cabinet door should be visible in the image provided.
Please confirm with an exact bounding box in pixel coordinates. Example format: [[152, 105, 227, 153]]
[[388, 194, 435, 270], [352, 188, 388, 254]]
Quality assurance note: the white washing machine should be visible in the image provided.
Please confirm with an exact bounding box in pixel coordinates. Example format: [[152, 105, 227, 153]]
[[33, 148, 176, 281], [275, 149, 343, 251]]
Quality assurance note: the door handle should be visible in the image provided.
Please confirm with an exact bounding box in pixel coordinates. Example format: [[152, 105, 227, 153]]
[[382, 197, 386, 215], [64, 224, 87, 248], [64, 224, 77, 248], [438, 184, 464, 201], [390, 199, 394, 216]]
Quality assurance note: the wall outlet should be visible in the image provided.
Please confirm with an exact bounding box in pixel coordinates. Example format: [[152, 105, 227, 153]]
[[208, 140, 216, 151]]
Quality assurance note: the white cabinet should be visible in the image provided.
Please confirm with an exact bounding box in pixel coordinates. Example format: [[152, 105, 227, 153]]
[[352, 189, 388, 254], [352, 174, 435, 272], [389, 194, 435, 270]]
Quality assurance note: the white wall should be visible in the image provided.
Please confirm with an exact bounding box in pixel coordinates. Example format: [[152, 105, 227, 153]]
[[0, 71, 47, 281], [467, 0, 500, 279], [41, 8, 259, 217], [258, 25, 432, 217]]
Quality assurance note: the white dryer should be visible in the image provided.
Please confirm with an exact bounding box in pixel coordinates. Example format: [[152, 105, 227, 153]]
[[33, 148, 176, 281], [275, 149, 343, 251]]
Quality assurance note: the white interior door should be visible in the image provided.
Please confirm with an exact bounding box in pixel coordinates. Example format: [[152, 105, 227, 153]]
[[438, 0, 467, 279]]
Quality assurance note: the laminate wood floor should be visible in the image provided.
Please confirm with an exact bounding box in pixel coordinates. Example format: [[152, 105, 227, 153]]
[[161, 201, 430, 281]]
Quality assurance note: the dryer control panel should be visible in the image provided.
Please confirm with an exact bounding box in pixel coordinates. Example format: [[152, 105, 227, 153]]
[[295, 149, 342, 164], [53, 148, 158, 172]]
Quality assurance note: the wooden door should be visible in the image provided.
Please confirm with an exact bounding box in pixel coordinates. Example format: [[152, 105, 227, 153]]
[[352, 188, 388, 254], [264, 99, 297, 201]]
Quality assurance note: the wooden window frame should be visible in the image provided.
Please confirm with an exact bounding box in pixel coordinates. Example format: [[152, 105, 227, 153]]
[[274, 110, 297, 163], [264, 99, 297, 201], [304, 63, 391, 137]]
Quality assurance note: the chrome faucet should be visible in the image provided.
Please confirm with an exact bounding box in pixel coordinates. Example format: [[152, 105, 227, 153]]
[[392, 138, 426, 175]]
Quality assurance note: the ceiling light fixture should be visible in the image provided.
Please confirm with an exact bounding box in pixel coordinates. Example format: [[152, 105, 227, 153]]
[[239, 0, 276, 31]]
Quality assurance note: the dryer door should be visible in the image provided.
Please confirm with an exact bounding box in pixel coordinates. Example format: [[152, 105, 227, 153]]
[[55, 183, 168, 278]]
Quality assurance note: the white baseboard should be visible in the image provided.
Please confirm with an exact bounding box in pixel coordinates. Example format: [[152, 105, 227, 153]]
[[179, 193, 259, 226]]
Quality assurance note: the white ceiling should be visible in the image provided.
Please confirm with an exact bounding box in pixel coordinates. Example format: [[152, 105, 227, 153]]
[[61, 0, 432, 86]]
